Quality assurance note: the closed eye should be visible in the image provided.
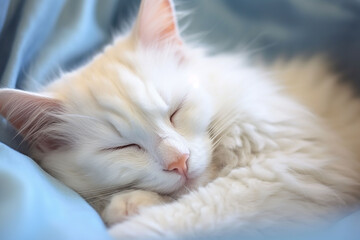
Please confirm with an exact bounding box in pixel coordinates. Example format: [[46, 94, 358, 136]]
[[103, 144, 141, 151], [170, 108, 180, 124], [170, 95, 187, 125]]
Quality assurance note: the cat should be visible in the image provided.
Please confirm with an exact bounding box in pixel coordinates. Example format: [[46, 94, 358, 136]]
[[1, 0, 360, 239]]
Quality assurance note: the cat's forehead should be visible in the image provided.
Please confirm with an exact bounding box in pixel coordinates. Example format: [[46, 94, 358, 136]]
[[59, 48, 192, 127], [95, 53, 188, 111]]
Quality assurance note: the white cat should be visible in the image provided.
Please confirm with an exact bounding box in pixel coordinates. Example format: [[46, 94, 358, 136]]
[[1, 0, 360, 239]]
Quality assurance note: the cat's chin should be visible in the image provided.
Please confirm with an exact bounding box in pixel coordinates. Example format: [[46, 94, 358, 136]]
[[171, 175, 188, 192], [167, 175, 203, 197], [170, 182, 196, 197]]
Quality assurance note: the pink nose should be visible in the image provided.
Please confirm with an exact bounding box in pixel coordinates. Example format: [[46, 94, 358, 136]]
[[166, 153, 189, 176]]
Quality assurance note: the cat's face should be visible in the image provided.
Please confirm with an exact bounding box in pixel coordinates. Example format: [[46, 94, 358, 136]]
[[0, 0, 215, 196], [43, 44, 214, 195]]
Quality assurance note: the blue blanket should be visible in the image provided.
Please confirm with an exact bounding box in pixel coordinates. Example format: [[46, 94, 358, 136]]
[[1, 1, 360, 239], [0, 143, 111, 240]]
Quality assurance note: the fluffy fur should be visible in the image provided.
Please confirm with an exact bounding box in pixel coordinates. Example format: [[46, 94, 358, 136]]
[[1, 0, 360, 239]]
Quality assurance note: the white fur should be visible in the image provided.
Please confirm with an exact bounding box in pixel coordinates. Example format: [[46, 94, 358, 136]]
[[1, 0, 360, 239], [107, 55, 360, 238]]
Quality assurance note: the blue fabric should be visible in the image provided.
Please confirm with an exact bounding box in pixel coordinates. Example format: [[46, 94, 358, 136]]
[[0, 143, 111, 240], [179, 0, 360, 88], [1, 1, 360, 240]]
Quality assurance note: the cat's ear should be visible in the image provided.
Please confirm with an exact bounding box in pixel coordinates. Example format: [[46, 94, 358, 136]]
[[0, 88, 67, 152], [133, 0, 182, 47]]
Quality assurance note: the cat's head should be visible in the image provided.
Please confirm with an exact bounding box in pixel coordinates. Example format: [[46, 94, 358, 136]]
[[0, 0, 215, 196]]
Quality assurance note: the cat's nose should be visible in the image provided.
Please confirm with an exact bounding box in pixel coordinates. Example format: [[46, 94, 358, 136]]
[[166, 153, 189, 177]]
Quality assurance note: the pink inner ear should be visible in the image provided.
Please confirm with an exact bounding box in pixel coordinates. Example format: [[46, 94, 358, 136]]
[[0, 89, 66, 152], [1, 91, 61, 130], [136, 0, 182, 46]]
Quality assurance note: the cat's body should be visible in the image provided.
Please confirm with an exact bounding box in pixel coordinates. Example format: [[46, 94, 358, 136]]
[[1, 0, 360, 239], [105, 57, 360, 238]]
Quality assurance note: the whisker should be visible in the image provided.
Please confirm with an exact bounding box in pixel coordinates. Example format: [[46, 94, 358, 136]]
[[209, 108, 236, 137], [208, 106, 239, 150], [76, 185, 122, 195], [86, 192, 118, 203], [184, 186, 191, 194]]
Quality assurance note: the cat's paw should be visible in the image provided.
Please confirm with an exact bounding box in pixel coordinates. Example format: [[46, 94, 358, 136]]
[[102, 190, 164, 226], [109, 220, 162, 240]]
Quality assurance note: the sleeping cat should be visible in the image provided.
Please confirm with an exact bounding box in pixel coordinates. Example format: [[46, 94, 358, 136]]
[[1, 0, 360, 239]]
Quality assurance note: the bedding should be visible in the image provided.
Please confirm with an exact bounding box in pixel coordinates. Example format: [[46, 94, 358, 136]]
[[0, 143, 111, 240], [0, 0, 360, 239]]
